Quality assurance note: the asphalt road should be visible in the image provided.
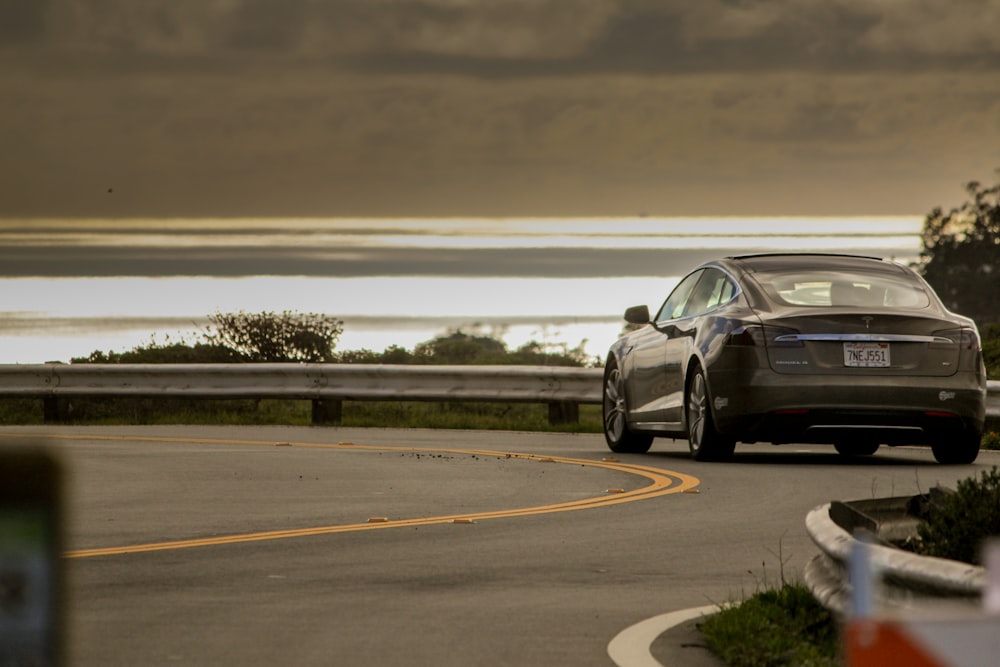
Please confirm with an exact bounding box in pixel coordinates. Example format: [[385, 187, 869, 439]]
[[2, 425, 995, 666]]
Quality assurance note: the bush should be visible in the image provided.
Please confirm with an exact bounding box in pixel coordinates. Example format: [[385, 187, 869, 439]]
[[413, 331, 507, 364], [74, 341, 242, 364], [982, 324, 1000, 378], [334, 345, 414, 364], [410, 331, 591, 366], [74, 311, 345, 364], [916, 466, 1000, 565], [700, 583, 838, 667], [203, 310, 344, 362]]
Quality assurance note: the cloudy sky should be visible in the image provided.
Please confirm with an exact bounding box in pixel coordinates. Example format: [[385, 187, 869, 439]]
[[2, 0, 998, 218]]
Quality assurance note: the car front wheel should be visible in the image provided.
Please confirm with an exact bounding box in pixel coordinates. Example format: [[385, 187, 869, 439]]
[[602, 359, 653, 454], [686, 367, 735, 462]]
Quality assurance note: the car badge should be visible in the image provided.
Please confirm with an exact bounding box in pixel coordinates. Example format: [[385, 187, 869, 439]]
[[861, 316, 874, 329]]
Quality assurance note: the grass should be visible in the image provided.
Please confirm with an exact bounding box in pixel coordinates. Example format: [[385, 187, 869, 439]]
[[5, 397, 998, 456], [343, 401, 604, 432], [699, 583, 840, 667], [0, 397, 605, 433]]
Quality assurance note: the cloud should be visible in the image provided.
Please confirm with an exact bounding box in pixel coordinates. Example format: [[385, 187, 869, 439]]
[[226, 0, 311, 52], [339, 1, 1000, 77], [1, 0, 998, 217], [0, 0, 49, 45], [11, 1, 999, 75]]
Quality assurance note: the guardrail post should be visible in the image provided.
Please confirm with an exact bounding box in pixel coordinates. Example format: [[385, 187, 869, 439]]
[[43, 397, 63, 423], [547, 401, 579, 425], [312, 398, 342, 425]]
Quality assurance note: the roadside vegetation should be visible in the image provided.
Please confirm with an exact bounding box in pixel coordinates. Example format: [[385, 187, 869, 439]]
[[0, 395, 604, 432], [75, 309, 595, 367], [700, 582, 839, 667], [0, 309, 600, 428], [917, 177, 999, 327], [912, 466, 1000, 565]]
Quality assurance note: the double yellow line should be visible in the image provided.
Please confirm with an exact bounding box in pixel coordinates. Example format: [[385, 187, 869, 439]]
[[1, 433, 700, 558]]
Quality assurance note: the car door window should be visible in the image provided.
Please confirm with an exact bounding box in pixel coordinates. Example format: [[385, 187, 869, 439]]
[[693, 269, 737, 314], [655, 270, 704, 322], [682, 269, 721, 317]]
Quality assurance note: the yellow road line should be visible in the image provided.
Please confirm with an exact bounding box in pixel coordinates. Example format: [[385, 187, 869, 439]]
[[0, 433, 699, 558]]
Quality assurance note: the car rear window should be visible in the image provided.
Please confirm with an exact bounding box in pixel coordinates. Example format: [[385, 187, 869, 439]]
[[752, 270, 931, 309]]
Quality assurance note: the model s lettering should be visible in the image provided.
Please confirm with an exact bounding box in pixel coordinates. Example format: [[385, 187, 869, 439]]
[[602, 254, 987, 463]]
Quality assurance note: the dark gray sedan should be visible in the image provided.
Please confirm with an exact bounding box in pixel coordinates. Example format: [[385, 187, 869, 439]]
[[602, 253, 987, 463]]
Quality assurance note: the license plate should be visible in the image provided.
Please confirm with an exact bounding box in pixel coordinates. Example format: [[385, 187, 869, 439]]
[[844, 342, 890, 367]]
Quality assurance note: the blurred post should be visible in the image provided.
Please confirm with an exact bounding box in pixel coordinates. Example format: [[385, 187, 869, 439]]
[[547, 401, 579, 425], [984, 539, 1000, 615], [311, 398, 342, 425], [0, 446, 63, 666]]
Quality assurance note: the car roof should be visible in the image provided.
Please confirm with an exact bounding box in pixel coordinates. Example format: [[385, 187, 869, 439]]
[[722, 253, 908, 276]]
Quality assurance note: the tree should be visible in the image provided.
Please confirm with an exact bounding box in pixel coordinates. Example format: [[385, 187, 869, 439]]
[[918, 176, 1000, 325], [413, 331, 508, 364], [202, 310, 344, 362]]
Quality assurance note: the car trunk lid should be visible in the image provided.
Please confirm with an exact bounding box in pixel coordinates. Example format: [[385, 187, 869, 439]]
[[757, 311, 967, 377]]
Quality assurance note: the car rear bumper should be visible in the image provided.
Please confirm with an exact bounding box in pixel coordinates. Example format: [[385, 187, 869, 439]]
[[707, 367, 986, 445]]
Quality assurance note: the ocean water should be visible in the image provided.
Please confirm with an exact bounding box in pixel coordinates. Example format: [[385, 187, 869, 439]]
[[0, 218, 923, 364]]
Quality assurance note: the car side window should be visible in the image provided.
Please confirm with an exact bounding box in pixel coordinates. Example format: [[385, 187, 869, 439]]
[[655, 270, 704, 322], [714, 276, 736, 306], [700, 269, 737, 313], [673, 268, 738, 319]]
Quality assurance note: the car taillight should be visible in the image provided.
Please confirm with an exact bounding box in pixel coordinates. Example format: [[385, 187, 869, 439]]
[[961, 329, 980, 350], [930, 328, 981, 350], [726, 326, 767, 346], [726, 325, 803, 347]]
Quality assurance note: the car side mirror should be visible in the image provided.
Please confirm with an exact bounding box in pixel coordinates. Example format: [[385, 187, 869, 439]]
[[623, 305, 650, 324]]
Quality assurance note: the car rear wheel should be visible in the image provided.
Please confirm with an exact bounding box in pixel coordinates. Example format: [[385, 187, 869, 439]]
[[834, 441, 880, 457], [686, 367, 735, 461], [931, 430, 981, 464], [602, 359, 653, 454]]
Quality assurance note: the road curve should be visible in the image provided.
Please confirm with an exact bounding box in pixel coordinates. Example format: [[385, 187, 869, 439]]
[[1, 424, 994, 667]]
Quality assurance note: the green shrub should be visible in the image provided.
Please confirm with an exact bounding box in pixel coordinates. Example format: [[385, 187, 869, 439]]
[[74, 341, 242, 364], [984, 431, 1000, 450], [203, 310, 344, 362], [916, 466, 1000, 565], [700, 582, 839, 667]]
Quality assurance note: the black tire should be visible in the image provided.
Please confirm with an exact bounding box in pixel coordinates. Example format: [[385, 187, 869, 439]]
[[834, 441, 880, 457], [686, 366, 735, 462], [602, 358, 653, 454], [931, 430, 981, 464]]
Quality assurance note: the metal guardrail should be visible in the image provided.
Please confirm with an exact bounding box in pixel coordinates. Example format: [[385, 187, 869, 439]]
[[804, 501, 985, 616], [987, 380, 1000, 424], [0, 364, 605, 425]]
